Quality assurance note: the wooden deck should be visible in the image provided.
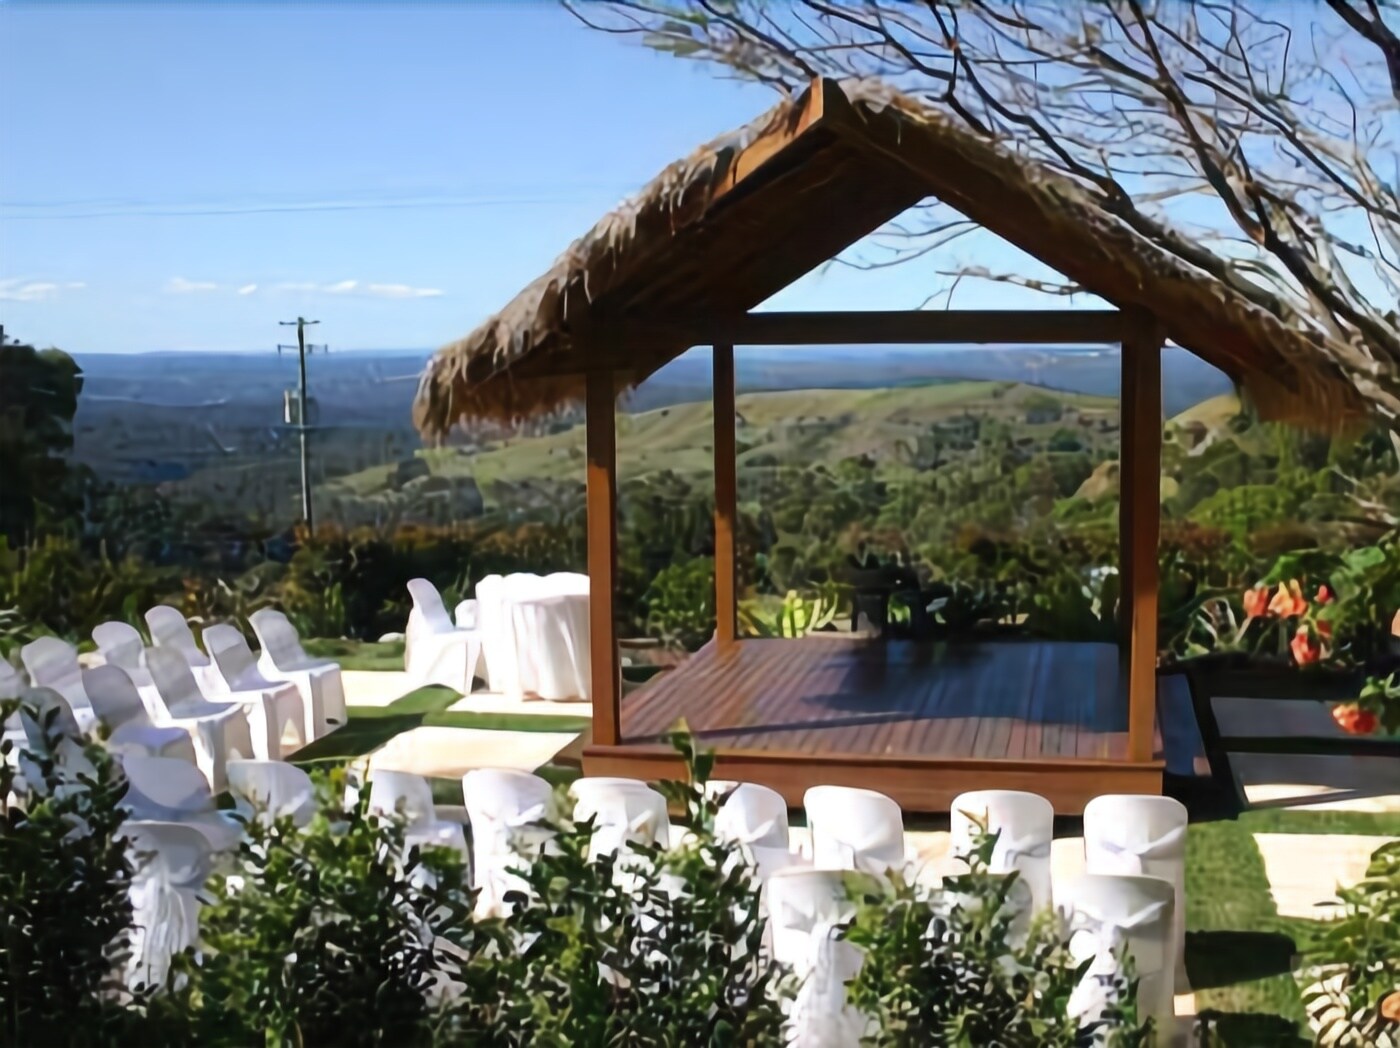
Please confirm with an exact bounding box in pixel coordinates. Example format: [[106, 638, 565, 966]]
[[583, 635, 1166, 813]]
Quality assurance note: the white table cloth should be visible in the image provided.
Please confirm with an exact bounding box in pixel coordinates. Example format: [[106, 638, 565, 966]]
[[477, 573, 591, 702]]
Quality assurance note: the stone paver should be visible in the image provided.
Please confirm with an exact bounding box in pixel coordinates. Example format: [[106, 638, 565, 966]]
[[367, 726, 578, 779], [1253, 832, 1396, 920], [1232, 752, 1400, 813], [445, 693, 592, 719], [343, 670, 417, 707]]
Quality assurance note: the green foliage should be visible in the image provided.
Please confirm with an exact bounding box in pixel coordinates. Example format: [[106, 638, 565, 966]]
[[0, 340, 84, 545], [1304, 840, 1400, 1045], [0, 699, 140, 1044], [739, 586, 842, 638], [190, 766, 497, 1047], [642, 556, 716, 651], [844, 819, 1149, 1047]]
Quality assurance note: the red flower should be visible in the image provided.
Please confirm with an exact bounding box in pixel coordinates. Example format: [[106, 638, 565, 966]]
[[1269, 580, 1308, 618], [1290, 626, 1322, 666], [1332, 702, 1379, 736], [1315, 584, 1334, 605], [1242, 586, 1270, 619]]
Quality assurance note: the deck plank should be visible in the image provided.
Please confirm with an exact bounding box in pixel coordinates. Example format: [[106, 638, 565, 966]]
[[619, 636, 1166, 767]]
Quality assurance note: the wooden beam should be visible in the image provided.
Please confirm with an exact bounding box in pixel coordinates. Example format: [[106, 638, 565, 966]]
[[713, 344, 738, 647], [706, 309, 1123, 346], [1121, 311, 1164, 764], [586, 369, 621, 747]]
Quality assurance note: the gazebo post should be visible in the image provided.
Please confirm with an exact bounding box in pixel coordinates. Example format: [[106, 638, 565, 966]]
[[713, 343, 738, 648], [1121, 311, 1164, 763], [586, 368, 621, 747]]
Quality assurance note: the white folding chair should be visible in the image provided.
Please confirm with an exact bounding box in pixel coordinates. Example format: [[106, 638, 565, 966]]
[[1084, 794, 1189, 990], [119, 820, 212, 991], [203, 624, 308, 757], [144, 646, 256, 791], [20, 637, 97, 732], [571, 777, 671, 860], [804, 785, 907, 874], [950, 790, 1055, 914], [709, 780, 801, 882], [1058, 874, 1178, 1035], [247, 609, 347, 738], [119, 754, 242, 851], [92, 621, 152, 685], [83, 665, 198, 764], [144, 605, 221, 693], [462, 768, 555, 917], [0, 658, 23, 700], [368, 768, 470, 863], [404, 578, 483, 695], [11, 687, 98, 800], [227, 759, 316, 829], [766, 867, 873, 1047]]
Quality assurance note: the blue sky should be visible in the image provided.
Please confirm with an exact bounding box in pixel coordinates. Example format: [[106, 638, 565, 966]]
[[0, 1, 1088, 354]]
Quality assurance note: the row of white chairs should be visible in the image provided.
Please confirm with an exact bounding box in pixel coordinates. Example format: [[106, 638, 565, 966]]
[[5, 607, 346, 790]]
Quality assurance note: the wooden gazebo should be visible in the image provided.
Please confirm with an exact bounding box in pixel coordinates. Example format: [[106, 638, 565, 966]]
[[415, 79, 1369, 813]]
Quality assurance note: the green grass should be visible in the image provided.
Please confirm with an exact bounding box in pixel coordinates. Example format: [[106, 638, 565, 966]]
[[301, 638, 405, 672]]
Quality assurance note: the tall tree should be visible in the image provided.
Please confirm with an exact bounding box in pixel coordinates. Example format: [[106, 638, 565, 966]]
[[574, 0, 1400, 417], [0, 336, 84, 543]]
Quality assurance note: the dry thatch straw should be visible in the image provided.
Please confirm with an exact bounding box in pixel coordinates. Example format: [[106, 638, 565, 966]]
[[415, 77, 1388, 438]]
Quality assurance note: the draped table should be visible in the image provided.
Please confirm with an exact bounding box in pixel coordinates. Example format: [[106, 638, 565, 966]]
[[477, 573, 591, 702]]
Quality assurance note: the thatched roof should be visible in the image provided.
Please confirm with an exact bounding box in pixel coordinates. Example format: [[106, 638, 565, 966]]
[[415, 77, 1386, 437]]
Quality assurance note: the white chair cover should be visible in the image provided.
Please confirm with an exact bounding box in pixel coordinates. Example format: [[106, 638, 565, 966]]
[[950, 790, 1055, 921], [0, 659, 23, 701], [804, 785, 907, 874], [1084, 794, 1189, 990], [144, 605, 221, 692], [767, 867, 872, 1048], [144, 646, 256, 791], [92, 621, 153, 685], [368, 768, 470, 865], [477, 573, 590, 702], [203, 624, 308, 757], [227, 759, 316, 828], [404, 578, 482, 695], [13, 687, 98, 798], [247, 609, 347, 738], [462, 768, 555, 917], [1058, 874, 1177, 1033], [119, 754, 242, 851], [454, 598, 480, 631], [119, 820, 212, 992], [20, 637, 97, 731], [571, 777, 670, 862], [83, 665, 198, 764]]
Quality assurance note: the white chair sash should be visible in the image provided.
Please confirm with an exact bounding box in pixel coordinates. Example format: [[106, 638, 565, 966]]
[[1092, 824, 1187, 877], [1065, 900, 1171, 1023]]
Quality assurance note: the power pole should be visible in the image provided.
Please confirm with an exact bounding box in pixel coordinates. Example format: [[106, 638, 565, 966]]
[[278, 317, 321, 530]]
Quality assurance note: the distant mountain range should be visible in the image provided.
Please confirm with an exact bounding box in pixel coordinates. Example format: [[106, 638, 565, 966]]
[[72, 343, 1232, 427]]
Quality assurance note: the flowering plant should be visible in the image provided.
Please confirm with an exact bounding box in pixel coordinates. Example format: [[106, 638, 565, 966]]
[[1180, 577, 1335, 665]]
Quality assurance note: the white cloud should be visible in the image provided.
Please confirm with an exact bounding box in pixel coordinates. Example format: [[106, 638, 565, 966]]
[[165, 277, 219, 294], [0, 278, 82, 302], [273, 279, 443, 300], [237, 283, 258, 296]]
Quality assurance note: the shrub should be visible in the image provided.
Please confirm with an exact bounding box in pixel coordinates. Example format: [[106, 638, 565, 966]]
[[1305, 839, 1400, 1045], [642, 557, 717, 651], [0, 699, 140, 1043], [190, 766, 497, 1047], [843, 823, 1150, 1047]]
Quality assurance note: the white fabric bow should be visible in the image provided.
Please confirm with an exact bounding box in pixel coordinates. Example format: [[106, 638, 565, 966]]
[[991, 832, 1051, 870], [1065, 900, 1170, 1022], [1094, 825, 1187, 876]]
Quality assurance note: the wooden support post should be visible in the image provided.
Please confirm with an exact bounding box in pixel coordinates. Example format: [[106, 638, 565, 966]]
[[586, 369, 621, 747], [1121, 312, 1163, 764], [713, 344, 738, 648]]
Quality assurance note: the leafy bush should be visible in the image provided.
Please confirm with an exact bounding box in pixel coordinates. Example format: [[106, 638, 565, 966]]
[[642, 556, 716, 651], [739, 586, 843, 638], [190, 767, 496, 1047], [844, 822, 1149, 1047], [0, 699, 140, 1043], [1305, 839, 1400, 1045]]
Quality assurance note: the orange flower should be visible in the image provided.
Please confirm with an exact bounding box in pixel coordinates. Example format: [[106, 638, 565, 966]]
[[1268, 580, 1308, 618], [1381, 991, 1400, 1023], [1315, 584, 1334, 605], [1290, 626, 1322, 666], [1242, 586, 1270, 619], [1332, 702, 1379, 736]]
